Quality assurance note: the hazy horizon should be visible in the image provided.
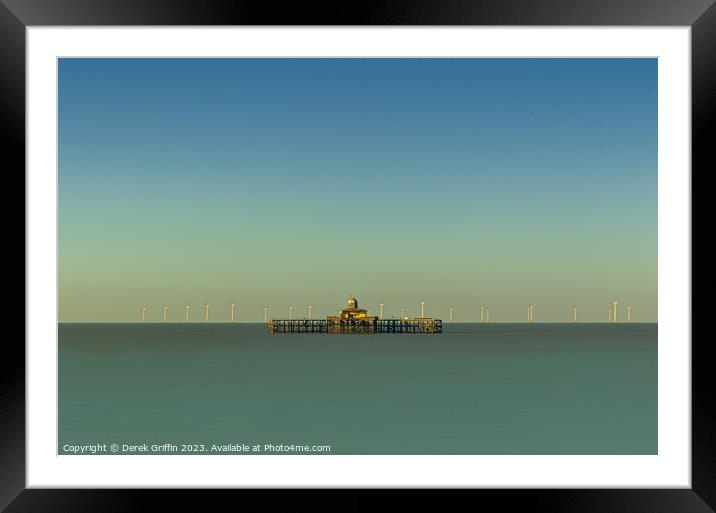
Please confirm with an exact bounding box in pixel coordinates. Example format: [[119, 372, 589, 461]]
[[59, 58, 657, 323], [58, 320, 656, 324]]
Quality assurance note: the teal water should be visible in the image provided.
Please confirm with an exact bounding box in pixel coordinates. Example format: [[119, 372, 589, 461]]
[[58, 323, 657, 455]]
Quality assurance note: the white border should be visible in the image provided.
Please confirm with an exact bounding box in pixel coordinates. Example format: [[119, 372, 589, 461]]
[[27, 27, 691, 487]]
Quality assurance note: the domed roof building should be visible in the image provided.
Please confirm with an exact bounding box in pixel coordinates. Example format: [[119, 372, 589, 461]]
[[328, 295, 376, 321]]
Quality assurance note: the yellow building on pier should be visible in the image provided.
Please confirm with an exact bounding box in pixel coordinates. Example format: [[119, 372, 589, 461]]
[[327, 295, 377, 322]]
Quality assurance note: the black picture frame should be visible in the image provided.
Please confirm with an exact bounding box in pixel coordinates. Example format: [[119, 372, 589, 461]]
[[2, 1, 712, 511]]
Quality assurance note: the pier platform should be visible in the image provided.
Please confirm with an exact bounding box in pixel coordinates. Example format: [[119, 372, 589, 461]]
[[268, 296, 442, 334], [268, 318, 442, 334]]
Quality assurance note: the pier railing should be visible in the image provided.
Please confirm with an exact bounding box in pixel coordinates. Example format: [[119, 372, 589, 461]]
[[268, 318, 442, 334]]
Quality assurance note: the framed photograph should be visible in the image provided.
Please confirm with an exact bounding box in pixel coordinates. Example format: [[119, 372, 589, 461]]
[[3, 0, 713, 510]]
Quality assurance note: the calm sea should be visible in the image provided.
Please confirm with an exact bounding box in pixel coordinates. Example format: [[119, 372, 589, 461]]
[[58, 323, 657, 455]]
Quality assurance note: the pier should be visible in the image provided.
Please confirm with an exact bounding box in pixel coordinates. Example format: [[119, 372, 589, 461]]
[[268, 318, 442, 334], [268, 296, 442, 334]]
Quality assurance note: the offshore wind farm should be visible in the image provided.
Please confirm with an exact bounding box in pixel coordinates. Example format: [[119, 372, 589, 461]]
[[130, 295, 642, 336], [133, 297, 637, 326], [58, 58, 656, 455]]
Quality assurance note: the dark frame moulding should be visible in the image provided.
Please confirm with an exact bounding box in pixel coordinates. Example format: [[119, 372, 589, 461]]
[[1, 0, 713, 511]]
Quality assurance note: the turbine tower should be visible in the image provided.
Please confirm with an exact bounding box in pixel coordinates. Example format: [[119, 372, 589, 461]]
[[612, 299, 619, 324], [185, 305, 190, 323], [379, 303, 384, 320], [608, 307, 612, 323], [485, 307, 490, 323], [289, 305, 293, 321], [308, 304, 312, 320], [420, 300, 426, 318], [264, 306, 268, 323], [162, 305, 168, 323], [204, 304, 210, 323], [400, 307, 405, 320], [230, 303, 236, 323], [572, 307, 577, 323], [449, 306, 453, 323], [627, 305, 632, 323], [480, 305, 485, 324], [528, 304, 534, 324], [141, 306, 147, 323]]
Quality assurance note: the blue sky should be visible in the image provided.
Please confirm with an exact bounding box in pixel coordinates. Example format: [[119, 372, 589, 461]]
[[59, 58, 657, 322]]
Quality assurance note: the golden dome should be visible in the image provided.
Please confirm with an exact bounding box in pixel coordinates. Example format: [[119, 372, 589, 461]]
[[347, 295, 358, 308]]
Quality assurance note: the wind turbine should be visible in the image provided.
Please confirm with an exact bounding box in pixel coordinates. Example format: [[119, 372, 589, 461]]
[[485, 307, 489, 323], [480, 305, 485, 324], [420, 300, 426, 318], [307, 304, 312, 320], [400, 307, 405, 320], [627, 305, 632, 323], [449, 306, 453, 323], [572, 307, 577, 323], [612, 299, 619, 324], [141, 306, 147, 323], [289, 305, 293, 321], [379, 303, 384, 320], [230, 303, 236, 323], [264, 306, 268, 323], [185, 305, 190, 323], [162, 305, 168, 322], [528, 304, 534, 324], [204, 304, 210, 323]]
